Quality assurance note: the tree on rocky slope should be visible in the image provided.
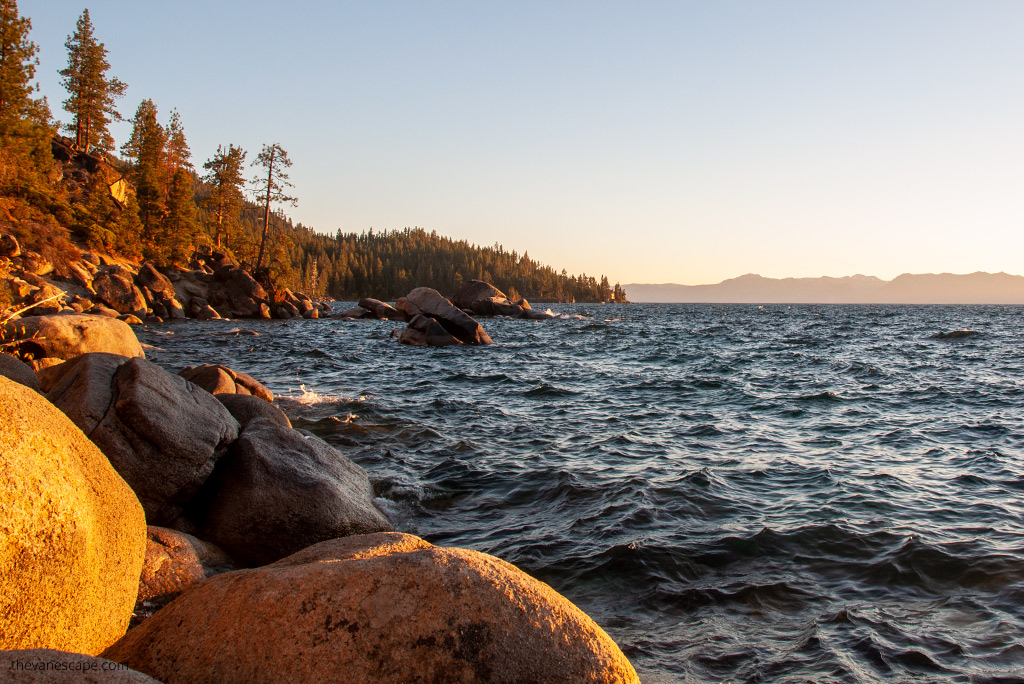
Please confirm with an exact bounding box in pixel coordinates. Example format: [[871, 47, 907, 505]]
[[122, 98, 166, 240], [251, 142, 296, 272], [59, 9, 125, 152], [202, 144, 247, 250], [0, 0, 54, 203], [0, 0, 40, 124]]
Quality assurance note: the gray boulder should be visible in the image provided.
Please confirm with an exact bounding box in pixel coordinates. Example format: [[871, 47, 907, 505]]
[[217, 393, 291, 430], [358, 297, 405, 320], [198, 418, 393, 566], [397, 313, 463, 347], [404, 287, 493, 345], [135, 264, 176, 302], [0, 352, 39, 392], [451, 279, 507, 309], [48, 356, 239, 525]]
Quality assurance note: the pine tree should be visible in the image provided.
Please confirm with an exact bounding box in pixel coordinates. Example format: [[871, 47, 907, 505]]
[[122, 99, 166, 243], [0, 0, 38, 124], [202, 144, 246, 249], [251, 142, 296, 271], [59, 9, 125, 152], [164, 108, 190, 172], [162, 167, 197, 265]]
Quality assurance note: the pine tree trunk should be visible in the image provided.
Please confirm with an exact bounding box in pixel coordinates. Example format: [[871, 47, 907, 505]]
[[255, 154, 274, 270]]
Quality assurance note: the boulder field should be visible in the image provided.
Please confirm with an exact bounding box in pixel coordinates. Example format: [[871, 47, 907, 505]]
[[0, 311, 638, 680]]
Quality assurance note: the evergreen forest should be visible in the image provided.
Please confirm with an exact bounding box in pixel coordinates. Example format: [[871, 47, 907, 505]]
[[0, 3, 627, 303]]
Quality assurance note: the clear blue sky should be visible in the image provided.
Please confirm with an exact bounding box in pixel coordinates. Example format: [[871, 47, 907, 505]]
[[24, 1, 1024, 284]]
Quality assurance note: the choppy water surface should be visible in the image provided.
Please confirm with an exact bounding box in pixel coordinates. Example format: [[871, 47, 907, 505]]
[[139, 304, 1024, 683]]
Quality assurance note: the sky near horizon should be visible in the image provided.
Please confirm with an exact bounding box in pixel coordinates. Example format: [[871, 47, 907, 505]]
[[23, 1, 1024, 285]]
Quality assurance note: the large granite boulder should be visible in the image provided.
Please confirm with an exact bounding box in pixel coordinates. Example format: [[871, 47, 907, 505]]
[[404, 287, 493, 345], [46, 355, 240, 525], [134, 264, 176, 302], [0, 377, 147, 655], [133, 527, 234, 625], [0, 352, 39, 391], [197, 419, 393, 566], [453, 279, 532, 317], [178, 364, 273, 402], [358, 297, 405, 320], [102, 533, 639, 683], [396, 313, 463, 347], [1, 650, 160, 683], [93, 274, 147, 318], [2, 314, 144, 362], [216, 393, 291, 429], [451, 279, 507, 309]]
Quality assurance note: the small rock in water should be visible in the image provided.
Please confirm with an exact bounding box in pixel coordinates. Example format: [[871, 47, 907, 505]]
[[932, 329, 981, 340]]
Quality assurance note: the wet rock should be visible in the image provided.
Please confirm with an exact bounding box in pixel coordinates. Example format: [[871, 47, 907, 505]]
[[932, 329, 982, 340], [338, 306, 369, 319], [398, 313, 463, 347], [0, 377, 147, 655], [216, 393, 291, 429], [1, 650, 160, 683], [2, 314, 144, 361], [404, 287, 493, 345], [197, 419, 393, 566], [118, 314, 143, 325], [179, 364, 273, 402], [452, 279, 506, 308], [358, 297, 404, 320], [102, 533, 639, 683]]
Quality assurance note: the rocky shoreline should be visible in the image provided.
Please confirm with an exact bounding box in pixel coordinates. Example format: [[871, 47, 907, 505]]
[[1, 231, 559, 356], [0, 273, 637, 681]]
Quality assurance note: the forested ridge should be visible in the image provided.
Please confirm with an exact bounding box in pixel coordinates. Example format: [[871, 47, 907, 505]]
[[0, 2, 626, 303]]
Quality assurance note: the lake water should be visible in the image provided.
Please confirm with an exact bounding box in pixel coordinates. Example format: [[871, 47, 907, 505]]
[[138, 303, 1024, 683]]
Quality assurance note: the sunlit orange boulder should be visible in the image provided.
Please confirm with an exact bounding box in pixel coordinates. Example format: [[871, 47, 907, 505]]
[[0, 377, 146, 655], [103, 532, 639, 683]]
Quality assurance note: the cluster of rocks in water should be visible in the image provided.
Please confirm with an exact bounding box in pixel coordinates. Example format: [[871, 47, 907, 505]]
[[2, 231, 554, 355], [0, 307, 638, 680]]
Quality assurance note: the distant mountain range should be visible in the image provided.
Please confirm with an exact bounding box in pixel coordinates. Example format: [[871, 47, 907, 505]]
[[623, 272, 1024, 304]]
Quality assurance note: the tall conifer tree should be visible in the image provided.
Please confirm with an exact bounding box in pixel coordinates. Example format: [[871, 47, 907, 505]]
[[59, 9, 125, 151], [0, 0, 38, 124], [202, 144, 246, 249], [122, 98, 165, 242], [251, 142, 296, 271]]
